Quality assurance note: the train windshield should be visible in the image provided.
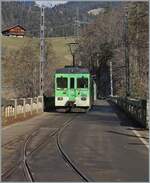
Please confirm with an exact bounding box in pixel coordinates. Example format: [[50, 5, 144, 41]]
[[77, 78, 88, 88], [57, 78, 67, 89]]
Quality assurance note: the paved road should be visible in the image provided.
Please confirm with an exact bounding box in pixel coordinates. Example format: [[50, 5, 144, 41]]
[[61, 100, 149, 181], [2, 100, 149, 181]]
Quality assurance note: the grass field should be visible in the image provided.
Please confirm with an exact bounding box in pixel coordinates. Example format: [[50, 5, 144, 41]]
[[49, 37, 74, 65], [2, 36, 75, 65]]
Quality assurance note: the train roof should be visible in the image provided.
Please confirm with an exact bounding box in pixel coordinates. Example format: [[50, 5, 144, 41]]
[[55, 66, 89, 74]]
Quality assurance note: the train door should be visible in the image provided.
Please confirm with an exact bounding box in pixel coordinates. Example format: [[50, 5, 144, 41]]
[[69, 77, 76, 101]]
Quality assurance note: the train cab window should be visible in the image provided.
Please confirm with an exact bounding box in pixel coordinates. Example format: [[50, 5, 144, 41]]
[[57, 78, 67, 89], [70, 78, 74, 89], [77, 78, 88, 88]]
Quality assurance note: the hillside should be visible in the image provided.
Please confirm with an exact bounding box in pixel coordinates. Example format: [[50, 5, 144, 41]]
[[48, 37, 74, 65], [2, 36, 73, 65], [2, 36, 74, 99], [2, 1, 121, 37]]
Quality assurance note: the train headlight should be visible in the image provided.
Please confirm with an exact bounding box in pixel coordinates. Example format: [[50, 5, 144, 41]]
[[81, 97, 87, 101], [58, 97, 63, 101]]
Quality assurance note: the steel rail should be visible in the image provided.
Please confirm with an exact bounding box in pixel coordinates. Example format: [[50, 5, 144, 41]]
[[57, 118, 93, 182], [2, 115, 77, 181], [2, 135, 24, 148], [22, 115, 78, 182], [22, 129, 39, 182], [1, 128, 39, 181], [1, 128, 40, 181]]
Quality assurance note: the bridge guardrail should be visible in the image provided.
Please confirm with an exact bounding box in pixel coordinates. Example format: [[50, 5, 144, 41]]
[[1, 96, 43, 124], [109, 96, 147, 128]]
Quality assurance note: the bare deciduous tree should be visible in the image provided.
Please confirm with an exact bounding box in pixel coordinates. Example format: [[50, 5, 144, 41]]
[[77, 2, 148, 98]]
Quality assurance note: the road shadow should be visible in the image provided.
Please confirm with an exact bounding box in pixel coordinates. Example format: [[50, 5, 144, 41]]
[[44, 96, 55, 112], [128, 142, 148, 146], [107, 100, 144, 129], [106, 130, 149, 140], [92, 104, 115, 113]]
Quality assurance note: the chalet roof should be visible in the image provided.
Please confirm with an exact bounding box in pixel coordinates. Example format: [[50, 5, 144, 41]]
[[2, 24, 26, 33], [55, 66, 89, 74]]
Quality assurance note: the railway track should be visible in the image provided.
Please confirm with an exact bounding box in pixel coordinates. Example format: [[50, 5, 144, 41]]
[[2, 127, 59, 181], [57, 121, 92, 182], [1, 128, 39, 181], [2, 114, 91, 182], [2, 135, 24, 148]]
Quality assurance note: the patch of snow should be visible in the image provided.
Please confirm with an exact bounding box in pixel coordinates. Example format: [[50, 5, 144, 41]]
[[88, 8, 105, 16]]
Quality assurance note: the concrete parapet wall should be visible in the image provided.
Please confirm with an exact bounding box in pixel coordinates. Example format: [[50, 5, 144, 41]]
[[1, 96, 43, 123]]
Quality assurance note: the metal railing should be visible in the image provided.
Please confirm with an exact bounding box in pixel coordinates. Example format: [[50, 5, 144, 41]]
[[110, 96, 147, 128]]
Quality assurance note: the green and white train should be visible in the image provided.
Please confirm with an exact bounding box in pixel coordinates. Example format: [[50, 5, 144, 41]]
[[54, 66, 94, 111]]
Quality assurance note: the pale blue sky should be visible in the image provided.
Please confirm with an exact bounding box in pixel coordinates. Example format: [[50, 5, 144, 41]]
[[35, 1, 67, 7]]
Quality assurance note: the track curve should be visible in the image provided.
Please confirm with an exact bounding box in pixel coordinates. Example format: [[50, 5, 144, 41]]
[[56, 118, 93, 182]]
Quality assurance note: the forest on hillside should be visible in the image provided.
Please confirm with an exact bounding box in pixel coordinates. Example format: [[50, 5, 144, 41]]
[[75, 1, 148, 98], [2, 1, 120, 37]]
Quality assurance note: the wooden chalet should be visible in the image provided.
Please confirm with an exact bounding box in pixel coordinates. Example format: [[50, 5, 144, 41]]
[[2, 25, 26, 38]]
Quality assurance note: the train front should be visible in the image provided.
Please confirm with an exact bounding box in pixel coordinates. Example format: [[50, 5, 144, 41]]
[[54, 67, 92, 110]]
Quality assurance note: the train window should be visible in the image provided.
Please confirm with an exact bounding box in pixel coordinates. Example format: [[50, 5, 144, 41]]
[[70, 78, 74, 89], [77, 78, 88, 88], [57, 78, 67, 89]]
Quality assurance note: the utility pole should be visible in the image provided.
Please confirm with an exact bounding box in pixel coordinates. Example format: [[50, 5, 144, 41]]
[[124, 7, 130, 97], [74, 7, 80, 39], [110, 61, 113, 96], [147, 61, 150, 128], [76, 7, 80, 40], [40, 5, 45, 96], [147, 1, 150, 128], [0, 1, 1, 122]]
